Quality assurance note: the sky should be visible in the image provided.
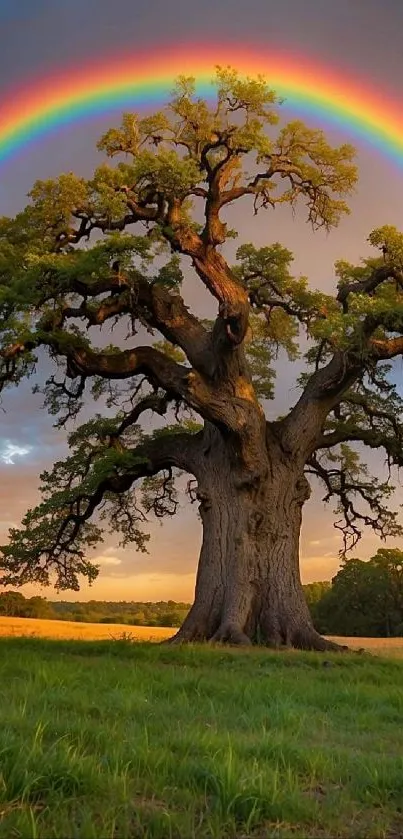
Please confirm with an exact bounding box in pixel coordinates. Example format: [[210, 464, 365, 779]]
[[1, 0, 403, 602]]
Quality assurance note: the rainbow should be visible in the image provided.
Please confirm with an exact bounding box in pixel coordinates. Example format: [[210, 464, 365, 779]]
[[0, 43, 402, 168]]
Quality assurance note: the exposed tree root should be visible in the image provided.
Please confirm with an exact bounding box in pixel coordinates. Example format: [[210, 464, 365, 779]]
[[210, 622, 253, 645], [166, 620, 349, 652]]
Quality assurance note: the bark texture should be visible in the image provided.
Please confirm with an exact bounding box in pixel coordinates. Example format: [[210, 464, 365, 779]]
[[171, 424, 340, 650]]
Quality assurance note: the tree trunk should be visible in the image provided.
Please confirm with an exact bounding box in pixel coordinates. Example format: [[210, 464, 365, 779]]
[[171, 426, 342, 651]]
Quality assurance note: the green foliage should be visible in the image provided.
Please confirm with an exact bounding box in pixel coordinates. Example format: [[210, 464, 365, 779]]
[[0, 591, 56, 618], [0, 415, 151, 589], [368, 225, 403, 265], [0, 68, 358, 379], [28, 172, 90, 235], [245, 313, 298, 399], [236, 241, 336, 335], [274, 121, 356, 226], [150, 419, 202, 438], [0, 593, 190, 626], [0, 590, 28, 617], [0, 406, 203, 588], [152, 254, 183, 288], [303, 581, 331, 613], [314, 548, 403, 637], [320, 367, 403, 472], [8, 66, 355, 260], [152, 339, 186, 363]]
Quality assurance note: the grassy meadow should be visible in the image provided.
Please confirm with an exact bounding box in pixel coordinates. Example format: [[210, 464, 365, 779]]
[[0, 635, 402, 838], [1, 614, 403, 657]]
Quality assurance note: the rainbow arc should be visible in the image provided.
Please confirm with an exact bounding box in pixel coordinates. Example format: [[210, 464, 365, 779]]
[[0, 44, 401, 166]]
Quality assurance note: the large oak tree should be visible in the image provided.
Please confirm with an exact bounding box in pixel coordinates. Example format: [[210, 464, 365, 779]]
[[1, 69, 402, 649]]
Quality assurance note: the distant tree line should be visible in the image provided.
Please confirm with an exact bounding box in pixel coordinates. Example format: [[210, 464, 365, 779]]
[[0, 593, 190, 628], [305, 549, 403, 637], [0, 548, 402, 636]]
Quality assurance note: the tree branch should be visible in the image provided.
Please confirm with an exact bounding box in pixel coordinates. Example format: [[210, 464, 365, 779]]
[[49, 341, 190, 393], [316, 389, 403, 467], [59, 273, 215, 376], [336, 265, 401, 312], [370, 336, 403, 360], [0, 428, 204, 590], [306, 452, 402, 553]]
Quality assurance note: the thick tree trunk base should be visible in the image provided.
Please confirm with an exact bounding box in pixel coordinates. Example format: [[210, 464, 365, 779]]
[[169, 425, 347, 653], [168, 620, 348, 652]]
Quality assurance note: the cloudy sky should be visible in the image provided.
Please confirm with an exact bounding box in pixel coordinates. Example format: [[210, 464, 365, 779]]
[[1, 0, 403, 602]]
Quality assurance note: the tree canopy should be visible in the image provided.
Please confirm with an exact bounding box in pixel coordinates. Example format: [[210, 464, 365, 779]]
[[0, 68, 402, 649]]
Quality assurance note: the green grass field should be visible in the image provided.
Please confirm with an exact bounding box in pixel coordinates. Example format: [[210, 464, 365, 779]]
[[0, 638, 402, 838]]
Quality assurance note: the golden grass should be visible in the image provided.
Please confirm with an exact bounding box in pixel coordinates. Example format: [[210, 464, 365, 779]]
[[328, 635, 403, 657], [0, 615, 402, 655], [0, 615, 174, 642]]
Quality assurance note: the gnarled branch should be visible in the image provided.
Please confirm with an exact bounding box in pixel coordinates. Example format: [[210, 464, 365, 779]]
[[306, 452, 402, 553], [0, 426, 204, 590]]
